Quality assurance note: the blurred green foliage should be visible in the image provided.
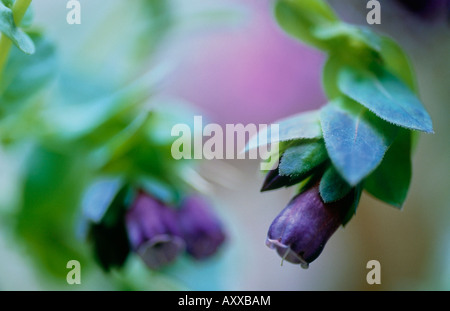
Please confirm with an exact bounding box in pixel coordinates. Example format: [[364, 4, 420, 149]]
[[0, 0, 210, 286]]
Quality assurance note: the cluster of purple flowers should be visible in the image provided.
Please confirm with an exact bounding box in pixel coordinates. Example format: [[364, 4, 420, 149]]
[[126, 191, 226, 269]]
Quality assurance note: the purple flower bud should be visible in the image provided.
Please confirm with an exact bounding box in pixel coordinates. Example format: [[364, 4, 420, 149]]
[[177, 195, 226, 260], [266, 183, 354, 268], [125, 191, 185, 269]]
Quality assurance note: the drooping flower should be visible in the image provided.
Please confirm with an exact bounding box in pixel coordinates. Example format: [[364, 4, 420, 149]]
[[177, 195, 226, 260], [266, 183, 354, 268], [125, 191, 185, 269]]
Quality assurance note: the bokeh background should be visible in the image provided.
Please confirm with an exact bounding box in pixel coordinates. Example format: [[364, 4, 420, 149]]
[[0, 0, 448, 290]]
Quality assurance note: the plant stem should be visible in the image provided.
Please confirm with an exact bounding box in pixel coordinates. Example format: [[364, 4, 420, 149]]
[[0, 0, 32, 78]]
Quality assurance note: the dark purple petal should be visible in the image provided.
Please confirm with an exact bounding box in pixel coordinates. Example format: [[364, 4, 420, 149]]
[[125, 191, 185, 269], [266, 183, 354, 268], [178, 195, 226, 260]]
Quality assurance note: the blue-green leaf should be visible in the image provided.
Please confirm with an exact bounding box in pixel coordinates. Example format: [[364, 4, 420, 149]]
[[279, 139, 328, 178], [1, 32, 56, 104], [314, 23, 382, 52], [319, 165, 351, 203], [19, 3, 34, 28], [246, 110, 322, 152], [274, 0, 337, 49], [82, 178, 124, 224], [320, 98, 398, 186], [364, 130, 411, 208], [338, 66, 433, 133], [379, 36, 417, 92], [0, 2, 35, 54], [44, 65, 168, 141]]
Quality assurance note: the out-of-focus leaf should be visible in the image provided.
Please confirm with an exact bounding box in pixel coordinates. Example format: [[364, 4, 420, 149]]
[[135, 0, 173, 58], [320, 98, 398, 186], [322, 53, 342, 99], [82, 178, 124, 224], [20, 2, 33, 28], [44, 64, 171, 141], [2, 1, 35, 28], [274, 0, 337, 49], [319, 165, 351, 203], [15, 146, 89, 278], [365, 130, 412, 208], [379, 36, 417, 92], [279, 139, 328, 178], [1, 32, 56, 104], [338, 66, 433, 133], [138, 177, 180, 205], [1, 0, 13, 7], [0, 2, 34, 54], [90, 112, 151, 170], [147, 98, 198, 145], [314, 23, 382, 52], [246, 110, 322, 152]]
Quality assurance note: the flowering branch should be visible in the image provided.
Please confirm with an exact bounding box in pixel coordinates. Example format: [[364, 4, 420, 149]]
[[249, 0, 434, 268]]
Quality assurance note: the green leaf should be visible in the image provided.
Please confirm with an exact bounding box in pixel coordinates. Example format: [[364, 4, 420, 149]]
[[320, 98, 398, 186], [1, 0, 13, 7], [44, 65, 168, 141], [296, 169, 323, 195], [314, 23, 382, 52], [138, 177, 180, 205], [82, 178, 124, 224], [0, 2, 35, 54], [1, 32, 56, 104], [338, 66, 433, 133], [279, 139, 328, 178], [319, 165, 351, 203], [246, 109, 322, 152], [379, 36, 417, 92], [19, 2, 33, 28], [90, 112, 151, 170], [274, 0, 337, 49], [364, 130, 412, 208], [322, 53, 342, 99], [15, 146, 89, 277]]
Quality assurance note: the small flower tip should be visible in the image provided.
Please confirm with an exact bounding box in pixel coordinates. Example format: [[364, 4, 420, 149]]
[[137, 234, 186, 270]]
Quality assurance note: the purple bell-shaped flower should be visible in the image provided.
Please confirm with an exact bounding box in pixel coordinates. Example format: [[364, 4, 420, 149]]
[[125, 191, 185, 269], [266, 183, 354, 268], [177, 195, 226, 260]]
